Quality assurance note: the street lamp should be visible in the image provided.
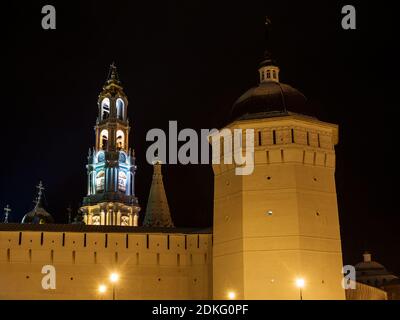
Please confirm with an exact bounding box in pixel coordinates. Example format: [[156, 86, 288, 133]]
[[98, 284, 107, 300], [227, 291, 236, 300], [109, 272, 119, 300], [295, 278, 305, 300]]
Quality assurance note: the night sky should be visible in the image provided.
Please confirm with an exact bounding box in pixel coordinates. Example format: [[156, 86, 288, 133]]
[[1, 2, 399, 274]]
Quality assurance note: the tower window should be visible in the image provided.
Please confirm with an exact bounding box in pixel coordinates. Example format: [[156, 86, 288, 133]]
[[266, 70, 271, 79], [272, 130, 277, 145], [273, 70, 277, 79], [101, 98, 110, 120], [100, 129, 108, 150], [116, 130, 125, 150], [116, 98, 124, 120]]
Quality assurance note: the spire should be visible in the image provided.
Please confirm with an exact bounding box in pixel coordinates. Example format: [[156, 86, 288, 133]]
[[106, 62, 120, 85], [33, 181, 45, 209], [258, 17, 280, 83], [143, 161, 174, 228], [3, 205, 11, 223]]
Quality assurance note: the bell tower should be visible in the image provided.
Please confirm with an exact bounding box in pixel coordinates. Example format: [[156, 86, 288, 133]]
[[80, 63, 140, 226]]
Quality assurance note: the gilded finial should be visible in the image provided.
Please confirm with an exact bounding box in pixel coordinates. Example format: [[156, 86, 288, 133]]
[[107, 62, 120, 83]]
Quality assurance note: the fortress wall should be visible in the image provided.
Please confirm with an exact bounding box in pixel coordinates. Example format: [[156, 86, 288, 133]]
[[0, 230, 212, 300]]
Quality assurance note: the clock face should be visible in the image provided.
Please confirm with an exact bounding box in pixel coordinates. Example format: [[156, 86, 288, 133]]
[[119, 152, 126, 163], [98, 152, 105, 162]]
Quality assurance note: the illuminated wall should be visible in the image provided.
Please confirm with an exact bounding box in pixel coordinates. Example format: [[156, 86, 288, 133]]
[[0, 227, 212, 299]]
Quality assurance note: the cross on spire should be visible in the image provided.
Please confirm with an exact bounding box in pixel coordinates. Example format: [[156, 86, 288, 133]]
[[107, 62, 120, 83], [37, 181, 45, 193], [258, 16, 279, 83], [33, 181, 45, 208], [3, 205, 11, 223], [263, 16, 273, 55]]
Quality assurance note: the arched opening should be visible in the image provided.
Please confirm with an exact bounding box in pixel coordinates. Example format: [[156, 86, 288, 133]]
[[116, 130, 125, 150], [100, 129, 108, 150], [116, 98, 124, 120], [101, 98, 110, 120], [118, 171, 127, 192], [96, 171, 105, 192]]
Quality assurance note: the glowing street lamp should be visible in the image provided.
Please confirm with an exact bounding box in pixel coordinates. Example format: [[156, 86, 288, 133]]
[[295, 278, 305, 300], [98, 284, 107, 300], [110, 272, 119, 283], [109, 272, 120, 300], [227, 291, 236, 300]]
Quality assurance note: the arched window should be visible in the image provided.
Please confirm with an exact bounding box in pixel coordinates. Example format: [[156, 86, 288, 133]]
[[116, 130, 125, 150], [96, 171, 105, 192], [116, 98, 124, 120], [118, 171, 127, 192], [101, 98, 110, 120], [100, 129, 108, 150]]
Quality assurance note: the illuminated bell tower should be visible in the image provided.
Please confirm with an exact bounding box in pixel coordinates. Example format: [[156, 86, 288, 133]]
[[81, 63, 140, 226]]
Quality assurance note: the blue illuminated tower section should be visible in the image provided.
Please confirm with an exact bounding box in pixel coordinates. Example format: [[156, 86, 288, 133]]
[[81, 63, 140, 226]]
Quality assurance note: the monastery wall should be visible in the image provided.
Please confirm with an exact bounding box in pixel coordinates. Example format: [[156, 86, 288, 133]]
[[0, 227, 213, 299]]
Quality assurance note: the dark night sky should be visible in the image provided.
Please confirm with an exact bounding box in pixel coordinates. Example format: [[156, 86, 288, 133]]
[[1, 1, 399, 274]]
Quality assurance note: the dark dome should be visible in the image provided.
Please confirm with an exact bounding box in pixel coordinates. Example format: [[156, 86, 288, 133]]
[[230, 81, 307, 121], [21, 206, 54, 224]]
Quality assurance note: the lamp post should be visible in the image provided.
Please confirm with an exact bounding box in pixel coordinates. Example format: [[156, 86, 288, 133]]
[[227, 291, 236, 300], [295, 278, 305, 300], [98, 284, 107, 300], [109, 272, 119, 300]]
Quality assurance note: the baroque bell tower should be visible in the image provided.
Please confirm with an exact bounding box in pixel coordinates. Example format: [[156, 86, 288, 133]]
[[80, 63, 140, 226]]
